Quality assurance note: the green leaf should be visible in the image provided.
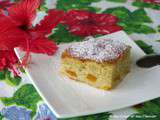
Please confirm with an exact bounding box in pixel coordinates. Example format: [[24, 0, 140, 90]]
[[118, 22, 156, 34], [49, 24, 83, 44], [0, 84, 42, 117], [131, 9, 152, 23], [0, 97, 15, 106], [59, 112, 112, 120], [38, 0, 48, 12], [132, 1, 153, 8], [103, 7, 155, 34], [135, 40, 154, 54], [6, 76, 21, 86], [79, 0, 100, 3], [132, 1, 160, 10], [156, 40, 160, 42], [106, 0, 127, 3], [0, 69, 21, 86], [19, 67, 25, 73], [152, 4, 160, 10], [56, 0, 100, 12], [0, 113, 3, 120], [0, 70, 6, 80], [117, 21, 133, 34], [128, 98, 160, 120], [103, 7, 131, 20], [157, 25, 160, 32], [38, 5, 48, 12], [5, 69, 21, 86], [138, 102, 160, 114], [131, 24, 156, 34], [134, 98, 160, 114]]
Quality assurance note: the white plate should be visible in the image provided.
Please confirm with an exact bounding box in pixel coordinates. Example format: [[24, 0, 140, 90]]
[[15, 31, 160, 118]]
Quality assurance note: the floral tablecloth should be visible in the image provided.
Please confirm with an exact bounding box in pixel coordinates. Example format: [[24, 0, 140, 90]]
[[0, 0, 160, 120]]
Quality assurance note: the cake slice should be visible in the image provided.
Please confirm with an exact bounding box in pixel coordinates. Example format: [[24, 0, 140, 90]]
[[60, 37, 131, 90]]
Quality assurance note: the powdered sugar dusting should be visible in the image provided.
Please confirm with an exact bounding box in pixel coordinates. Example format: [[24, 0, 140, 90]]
[[68, 37, 129, 62]]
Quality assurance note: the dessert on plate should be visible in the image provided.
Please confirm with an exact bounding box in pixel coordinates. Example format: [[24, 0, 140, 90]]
[[60, 37, 131, 90]]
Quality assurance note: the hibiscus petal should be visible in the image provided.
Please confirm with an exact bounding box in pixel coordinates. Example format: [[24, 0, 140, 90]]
[[0, 50, 18, 71], [67, 22, 122, 36], [92, 25, 123, 35], [62, 10, 90, 25], [68, 24, 93, 36], [0, 14, 28, 50], [0, 14, 17, 27], [0, 50, 17, 64], [31, 9, 65, 37], [92, 14, 119, 26], [8, 0, 40, 27], [21, 38, 58, 55], [0, 0, 14, 9]]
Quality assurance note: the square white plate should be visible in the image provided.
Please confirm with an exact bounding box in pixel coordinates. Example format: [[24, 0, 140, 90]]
[[15, 31, 160, 118]]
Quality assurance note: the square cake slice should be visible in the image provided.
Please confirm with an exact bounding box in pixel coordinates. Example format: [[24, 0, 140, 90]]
[[60, 37, 131, 90]]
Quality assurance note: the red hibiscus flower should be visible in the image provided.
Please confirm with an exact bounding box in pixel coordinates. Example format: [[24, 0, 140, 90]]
[[0, 0, 65, 65], [142, 0, 160, 4], [62, 10, 122, 37]]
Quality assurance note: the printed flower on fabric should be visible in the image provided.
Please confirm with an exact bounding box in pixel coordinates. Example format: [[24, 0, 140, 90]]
[[35, 103, 56, 120], [142, 0, 160, 4], [1, 106, 31, 120], [62, 10, 122, 37]]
